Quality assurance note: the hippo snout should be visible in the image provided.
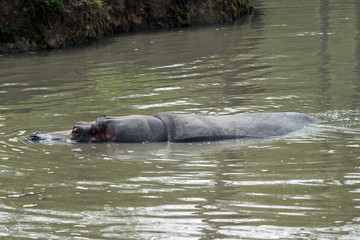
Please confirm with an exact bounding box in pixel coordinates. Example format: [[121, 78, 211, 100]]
[[28, 130, 72, 142], [28, 132, 41, 141]]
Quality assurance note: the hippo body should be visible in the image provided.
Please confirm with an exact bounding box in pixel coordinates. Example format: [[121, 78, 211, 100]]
[[154, 112, 320, 142], [29, 112, 321, 143]]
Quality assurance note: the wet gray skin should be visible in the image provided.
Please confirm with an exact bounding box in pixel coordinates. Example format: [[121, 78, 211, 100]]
[[29, 121, 94, 143], [28, 113, 321, 143], [28, 115, 167, 143]]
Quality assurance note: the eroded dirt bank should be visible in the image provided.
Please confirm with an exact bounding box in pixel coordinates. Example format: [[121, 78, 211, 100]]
[[0, 0, 254, 53]]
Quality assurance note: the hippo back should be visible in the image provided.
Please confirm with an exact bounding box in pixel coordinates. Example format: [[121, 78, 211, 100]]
[[153, 112, 321, 142]]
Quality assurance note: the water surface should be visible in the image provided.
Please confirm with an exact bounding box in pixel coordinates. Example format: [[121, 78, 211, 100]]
[[1, 0, 360, 239]]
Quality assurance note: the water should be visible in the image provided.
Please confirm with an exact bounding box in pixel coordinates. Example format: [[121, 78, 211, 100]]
[[1, 0, 360, 239]]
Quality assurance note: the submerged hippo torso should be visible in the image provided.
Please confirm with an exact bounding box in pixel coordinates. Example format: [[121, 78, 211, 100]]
[[29, 112, 321, 143], [154, 112, 320, 142]]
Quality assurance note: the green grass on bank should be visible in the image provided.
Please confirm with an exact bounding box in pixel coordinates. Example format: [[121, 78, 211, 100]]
[[0, 0, 122, 47], [0, 0, 252, 51]]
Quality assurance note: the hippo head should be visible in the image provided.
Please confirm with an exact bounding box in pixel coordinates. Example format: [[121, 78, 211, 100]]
[[28, 120, 110, 143]]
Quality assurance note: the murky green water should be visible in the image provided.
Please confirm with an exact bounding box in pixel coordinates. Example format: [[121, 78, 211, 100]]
[[1, 0, 360, 239]]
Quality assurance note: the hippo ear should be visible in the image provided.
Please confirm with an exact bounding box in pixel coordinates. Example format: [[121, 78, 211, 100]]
[[91, 123, 105, 135], [90, 122, 110, 142]]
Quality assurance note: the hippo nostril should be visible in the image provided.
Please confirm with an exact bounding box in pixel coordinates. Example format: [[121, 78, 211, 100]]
[[28, 132, 41, 141]]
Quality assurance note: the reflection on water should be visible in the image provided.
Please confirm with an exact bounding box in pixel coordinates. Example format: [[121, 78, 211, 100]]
[[1, 0, 360, 239], [2, 125, 360, 239], [0, 133, 358, 238]]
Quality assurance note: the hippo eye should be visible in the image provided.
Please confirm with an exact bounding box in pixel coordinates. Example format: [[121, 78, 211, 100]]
[[72, 127, 81, 137]]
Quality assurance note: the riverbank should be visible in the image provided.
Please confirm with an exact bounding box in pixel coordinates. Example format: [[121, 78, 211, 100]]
[[0, 0, 254, 53]]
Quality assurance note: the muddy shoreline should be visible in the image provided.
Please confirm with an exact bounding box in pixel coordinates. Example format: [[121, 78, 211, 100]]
[[0, 0, 254, 53]]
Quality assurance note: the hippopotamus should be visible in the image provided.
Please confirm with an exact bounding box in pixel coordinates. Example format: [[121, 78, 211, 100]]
[[28, 112, 321, 143]]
